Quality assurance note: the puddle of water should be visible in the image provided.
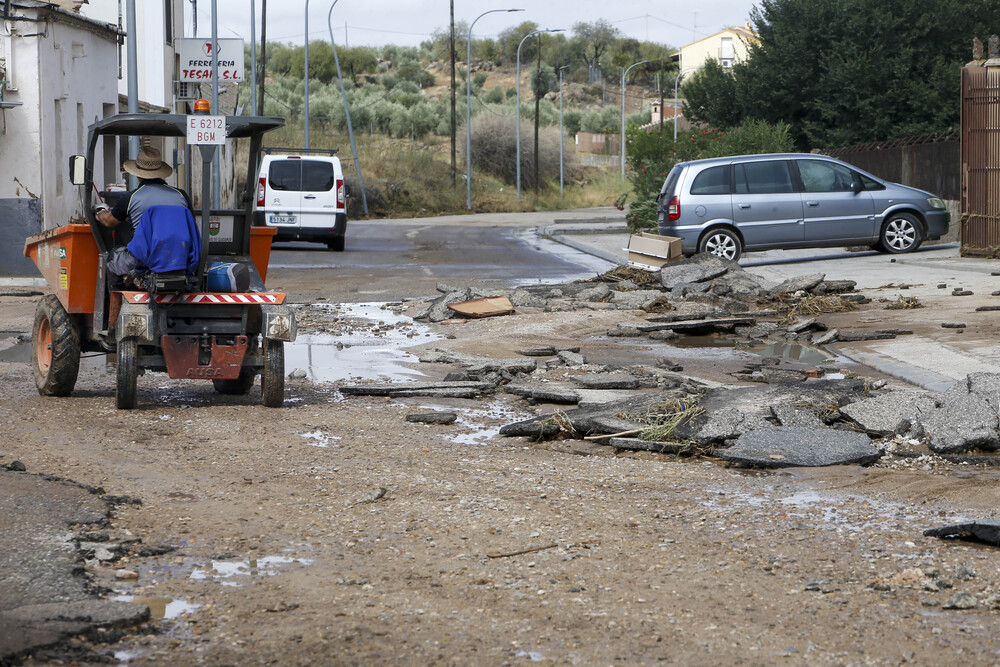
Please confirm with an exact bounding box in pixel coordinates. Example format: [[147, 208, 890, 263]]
[[189, 555, 313, 586], [301, 430, 342, 447], [113, 594, 200, 619], [0, 340, 29, 363], [515, 650, 545, 662], [670, 334, 739, 349], [288, 302, 443, 383], [435, 400, 533, 446]]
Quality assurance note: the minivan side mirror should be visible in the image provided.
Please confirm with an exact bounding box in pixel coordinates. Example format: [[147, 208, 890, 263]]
[[850, 179, 863, 194], [69, 155, 87, 185], [344, 183, 352, 198]]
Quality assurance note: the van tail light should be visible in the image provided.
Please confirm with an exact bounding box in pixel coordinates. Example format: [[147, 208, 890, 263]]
[[667, 195, 680, 221], [256, 177, 266, 207], [336, 178, 345, 207]]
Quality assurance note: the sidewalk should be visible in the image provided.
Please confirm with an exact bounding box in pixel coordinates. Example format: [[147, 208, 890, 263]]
[[544, 224, 1000, 393]]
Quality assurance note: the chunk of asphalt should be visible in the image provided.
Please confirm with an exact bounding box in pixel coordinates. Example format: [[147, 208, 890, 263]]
[[839, 391, 939, 436], [664, 317, 756, 333], [836, 331, 897, 342], [678, 407, 770, 445], [498, 417, 562, 438], [339, 381, 494, 398], [515, 346, 557, 357], [504, 382, 581, 404], [813, 329, 839, 345], [721, 426, 881, 467], [462, 358, 537, 374], [770, 405, 826, 428], [658, 255, 732, 290], [761, 367, 809, 383], [961, 372, 1000, 411], [941, 322, 967, 329], [558, 351, 586, 366], [502, 392, 674, 440], [607, 438, 696, 454], [924, 520, 1000, 545], [769, 273, 826, 296], [570, 373, 641, 390], [919, 392, 1000, 454], [787, 317, 818, 333], [405, 412, 458, 425]]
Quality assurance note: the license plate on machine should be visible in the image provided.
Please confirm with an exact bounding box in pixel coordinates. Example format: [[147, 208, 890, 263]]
[[269, 215, 297, 224]]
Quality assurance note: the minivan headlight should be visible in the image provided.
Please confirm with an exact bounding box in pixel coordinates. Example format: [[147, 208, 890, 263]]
[[927, 197, 945, 210]]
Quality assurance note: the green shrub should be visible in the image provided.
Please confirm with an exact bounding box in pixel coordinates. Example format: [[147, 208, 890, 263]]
[[622, 119, 795, 231]]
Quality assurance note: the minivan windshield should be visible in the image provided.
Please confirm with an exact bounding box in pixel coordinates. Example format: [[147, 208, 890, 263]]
[[268, 159, 335, 192]]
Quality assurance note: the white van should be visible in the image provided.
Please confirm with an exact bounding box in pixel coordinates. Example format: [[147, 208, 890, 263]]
[[254, 150, 348, 251]]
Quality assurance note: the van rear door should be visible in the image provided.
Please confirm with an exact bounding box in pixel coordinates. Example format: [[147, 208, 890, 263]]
[[265, 158, 303, 230], [296, 159, 339, 229]]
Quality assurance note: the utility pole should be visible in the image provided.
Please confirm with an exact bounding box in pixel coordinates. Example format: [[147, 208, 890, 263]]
[[533, 33, 540, 196], [449, 0, 456, 186], [258, 0, 266, 115]]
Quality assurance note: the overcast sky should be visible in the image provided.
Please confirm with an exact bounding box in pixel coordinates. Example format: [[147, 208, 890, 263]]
[[188, 0, 760, 51]]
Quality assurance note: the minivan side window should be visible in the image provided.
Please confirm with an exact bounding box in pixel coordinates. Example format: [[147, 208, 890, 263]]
[[689, 165, 730, 195], [859, 174, 886, 191], [734, 160, 794, 194], [797, 159, 854, 192]]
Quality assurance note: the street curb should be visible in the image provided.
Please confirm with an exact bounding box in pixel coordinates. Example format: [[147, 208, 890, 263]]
[[540, 225, 626, 267]]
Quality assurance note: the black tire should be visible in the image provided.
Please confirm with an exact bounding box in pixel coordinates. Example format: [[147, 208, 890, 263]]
[[327, 236, 345, 252], [261, 338, 285, 408], [879, 212, 923, 254], [698, 228, 743, 262], [116, 337, 138, 410], [31, 295, 81, 396], [213, 367, 257, 395]]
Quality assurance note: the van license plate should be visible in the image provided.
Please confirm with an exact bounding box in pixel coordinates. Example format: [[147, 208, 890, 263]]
[[270, 215, 297, 224]]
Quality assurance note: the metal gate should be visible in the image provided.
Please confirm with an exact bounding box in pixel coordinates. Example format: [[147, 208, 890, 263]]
[[961, 63, 1000, 255]]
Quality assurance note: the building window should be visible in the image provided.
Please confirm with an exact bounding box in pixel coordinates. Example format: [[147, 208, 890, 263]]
[[164, 1, 173, 45]]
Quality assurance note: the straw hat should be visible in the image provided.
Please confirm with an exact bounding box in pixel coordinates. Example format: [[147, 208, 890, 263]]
[[123, 146, 173, 179]]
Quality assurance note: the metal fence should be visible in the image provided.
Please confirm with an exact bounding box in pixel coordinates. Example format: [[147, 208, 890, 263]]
[[960, 65, 1000, 256], [820, 130, 960, 202]]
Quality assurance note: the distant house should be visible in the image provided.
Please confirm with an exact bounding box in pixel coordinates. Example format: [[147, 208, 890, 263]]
[[678, 25, 758, 73]]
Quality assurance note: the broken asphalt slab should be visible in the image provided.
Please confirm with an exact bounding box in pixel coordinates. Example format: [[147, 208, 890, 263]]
[[0, 470, 150, 663], [339, 381, 495, 399], [924, 521, 1000, 546], [839, 390, 939, 436], [721, 426, 882, 468]]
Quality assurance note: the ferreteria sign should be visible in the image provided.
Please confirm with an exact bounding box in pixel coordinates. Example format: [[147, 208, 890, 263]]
[[178, 38, 245, 82]]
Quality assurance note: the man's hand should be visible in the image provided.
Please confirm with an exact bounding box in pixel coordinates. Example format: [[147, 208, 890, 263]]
[[94, 204, 115, 227]]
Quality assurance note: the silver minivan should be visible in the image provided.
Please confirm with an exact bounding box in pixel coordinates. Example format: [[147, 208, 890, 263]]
[[656, 153, 950, 261]]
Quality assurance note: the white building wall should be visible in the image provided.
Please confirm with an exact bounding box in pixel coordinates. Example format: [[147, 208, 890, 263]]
[[679, 28, 756, 74], [37, 18, 120, 229]]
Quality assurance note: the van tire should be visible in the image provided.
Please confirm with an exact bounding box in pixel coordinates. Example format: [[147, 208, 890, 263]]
[[698, 228, 742, 262], [327, 236, 345, 252]]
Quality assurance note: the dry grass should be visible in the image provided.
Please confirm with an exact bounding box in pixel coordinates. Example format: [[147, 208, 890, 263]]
[[783, 295, 860, 319], [884, 295, 924, 310], [258, 122, 627, 218], [584, 265, 662, 288], [619, 397, 705, 442]]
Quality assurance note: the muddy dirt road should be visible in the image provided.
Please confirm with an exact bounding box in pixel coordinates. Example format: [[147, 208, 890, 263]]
[[4, 220, 1000, 665]]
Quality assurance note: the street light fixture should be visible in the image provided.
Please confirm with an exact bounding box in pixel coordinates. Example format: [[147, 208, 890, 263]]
[[620, 59, 651, 178], [673, 66, 701, 142], [516, 28, 563, 202], [558, 64, 569, 198], [466, 8, 524, 210]]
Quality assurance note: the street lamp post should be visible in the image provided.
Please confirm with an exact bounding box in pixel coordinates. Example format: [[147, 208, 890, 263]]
[[673, 66, 701, 142], [620, 59, 651, 178], [466, 8, 524, 210], [516, 28, 563, 202], [558, 64, 569, 198], [328, 1, 368, 213], [304, 0, 311, 149]]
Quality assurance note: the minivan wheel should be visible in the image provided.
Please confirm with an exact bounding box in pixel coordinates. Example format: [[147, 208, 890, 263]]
[[879, 213, 923, 254], [698, 229, 742, 262], [327, 236, 345, 252]]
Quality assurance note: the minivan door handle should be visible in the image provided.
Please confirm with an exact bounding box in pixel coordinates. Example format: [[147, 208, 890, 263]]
[[738, 203, 751, 209], [806, 201, 820, 207], [303, 194, 317, 199]]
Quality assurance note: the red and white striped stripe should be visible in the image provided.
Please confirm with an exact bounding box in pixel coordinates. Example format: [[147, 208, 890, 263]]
[[124, 292, 286, 305]]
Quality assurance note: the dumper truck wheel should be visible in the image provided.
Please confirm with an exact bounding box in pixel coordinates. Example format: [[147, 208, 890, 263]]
[[213, 366, 256, 395], [116, 338, 138, 410], [32, 295, 81, 396], [261, 338, 284, 408]]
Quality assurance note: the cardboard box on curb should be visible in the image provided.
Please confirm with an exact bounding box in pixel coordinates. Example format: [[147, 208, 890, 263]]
[[626, 232, 683, 269]]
